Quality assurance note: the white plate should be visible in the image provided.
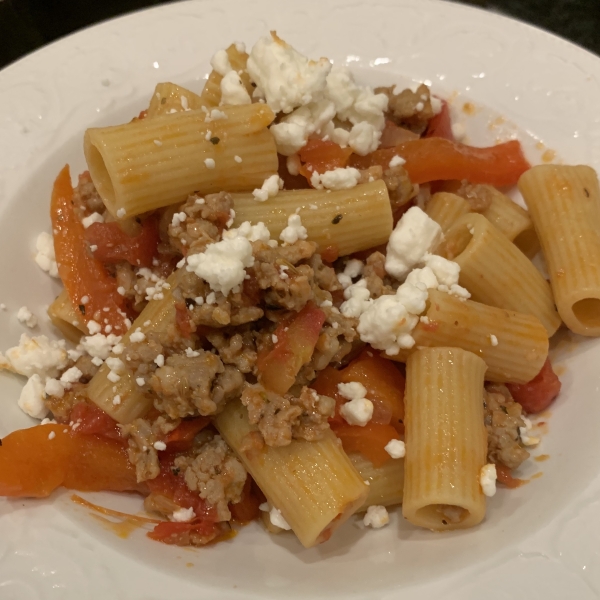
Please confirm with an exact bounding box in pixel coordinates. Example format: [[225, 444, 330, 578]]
[[1, 1, 600, 598]]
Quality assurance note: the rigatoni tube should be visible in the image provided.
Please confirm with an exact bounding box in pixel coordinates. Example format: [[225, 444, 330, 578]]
[[215, 400, 368, 548], [47, 289, 87, 343], [146, 82, 204, 118], [84, 104, 277, 219], [519, 165, 600, 336], [232, 180, 393, 257], [425, 192, 471, 232], [387, 290, 548, 384], [349, 452, 404, 511], [403, 347, 487, 531], [439, 213, 561, 336]]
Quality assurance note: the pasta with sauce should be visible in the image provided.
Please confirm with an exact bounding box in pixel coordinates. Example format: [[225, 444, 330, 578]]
[[3, 32, 591, 552]]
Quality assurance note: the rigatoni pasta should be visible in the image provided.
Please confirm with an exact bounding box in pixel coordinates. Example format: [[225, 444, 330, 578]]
[[425, 192, 471, 232], [146, 82, 204, 117], [215, 400, 368, 548], [519, 165, 600, 336], [47, 289, 87, 343], [232, 180, 393, 256], [439, 213, 561, 336], [84, 104, 278, 218], [349, 452, 405, 511], [388, 290, 549, 383], [403, 347, 487, 530]]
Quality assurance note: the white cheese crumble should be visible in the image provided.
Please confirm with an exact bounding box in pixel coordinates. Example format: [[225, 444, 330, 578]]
[[252, 174, 283, 202], [18, 374, 49, 419], [279, 214, 308, 245], [451, 122, 466, 141], [17, 306, 37, 328], [269, 99, 336, 155], [82, 212, 104, 229], [60, 366, 82, 385], [136, 377, 145, 386], [338, 381, 373, 426], [385, 207, 443, 280], [247, 33, 331, 114], [2, 334, 68, 379], [480, 464, 497, 497], [171, 507, 196, 522], [87, 320, 102, 335], [223, 221, 271, 243], [116, 208, 126, 219], [363, 505, 389, 529], [186, 237, 254, 296], [48, 431, 56, 440], [45, 378, 65, 398], [259, 502, 292, 530], [171, 211, 187, 227], [310, 167, 361, 190], [489, 334, 499, 347], [389, 155, 406, 168], [234, 155, 242, 163], [384, 439, 406, 459], [130, 328, 146, 343], [154, 354, 165, 368], [204, 158, 216, 169], [80, 333, 122, 360], [153, 441, 167, 451], [210, 49, 232, 76], [340, 279, 371, 318], [34, 232, 59, 278], [286, 154, 301, 175], [519, 417, 540, 446], [220, 70, 251, 105]]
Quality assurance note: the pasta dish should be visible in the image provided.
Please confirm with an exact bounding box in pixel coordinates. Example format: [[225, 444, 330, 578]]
[[1, 33, 598, 548]]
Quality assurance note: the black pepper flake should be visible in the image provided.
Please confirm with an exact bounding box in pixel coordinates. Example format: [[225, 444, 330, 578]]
[[135, 217, 142, 224], [79, 305, 86, 315], [584, 188, 590, 197], [442, 519, 447, 525], [332, 214, 343, 225], [171, 467, 180, 476], [161, 97, 167, 104], [251, 82, 257, 87], [185, 297, 195, 309], [210, 136, 220, 145]]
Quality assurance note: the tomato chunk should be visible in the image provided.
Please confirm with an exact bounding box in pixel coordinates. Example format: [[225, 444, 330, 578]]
[[69, 402, 122, 440], [349, 138, 530, 187], [51, 165, 129, 334], [507, 358, 561, 414], [424, 100, 454, 141], [312, 348, 405, 431], [0, 424, 142, 498], [495, 463, 525, 489], [148, 521, 226, 546], [163, 417, 210, 453], [298, 139, 353, 183], [85, 216, 159, 268], [331, 422, 400, 467], [257, 302, 326, 394]]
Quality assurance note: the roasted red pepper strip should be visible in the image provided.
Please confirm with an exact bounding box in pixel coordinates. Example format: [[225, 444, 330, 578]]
[[85, 217, 160, 268], [507, 358, 562, 414], [424, 100, 455, 141], [349, 138, 530, 187], [0, 424, 143, 498], [51, 165, 128, 334]]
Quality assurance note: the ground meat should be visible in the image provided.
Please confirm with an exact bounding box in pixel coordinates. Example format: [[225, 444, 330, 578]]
[[44, 387, 87, 422], [151, 351, 243, 418], [363, 251, 395, 299], [72, 171, 105, 218], [121, 416, 178, 483], [73, 354, 100, 382], [309, 254, 342, 294], [123, 334, 165, 372], [253, 239, 317, 266], [174, 434, 247, 521], [168, 192, 232, 254], [484, 384, 530, 470], [176, 270, 264, 329], [375, 83, 435, 134], [206, 330, 257, 374], [453, 182, 495, 213], [241, 384, 335, 447], [382, 165, 417, 211]]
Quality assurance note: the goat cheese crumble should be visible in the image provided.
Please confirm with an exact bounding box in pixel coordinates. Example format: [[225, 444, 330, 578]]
[[338, 381, 374, 426], [186, 237, 254, 296], [310, 167, 361, 190], [363, 505, 389, 529], [280, 214, 308, 245], [480, 464, 497, 497], [252, 174, 283, 202], [34, 232, 59, 278], [17, 306, 37, 328], [384, 439, 406, 459]]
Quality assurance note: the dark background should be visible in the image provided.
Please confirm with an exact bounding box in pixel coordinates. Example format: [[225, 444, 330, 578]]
[[1, 0, 599, 69]]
